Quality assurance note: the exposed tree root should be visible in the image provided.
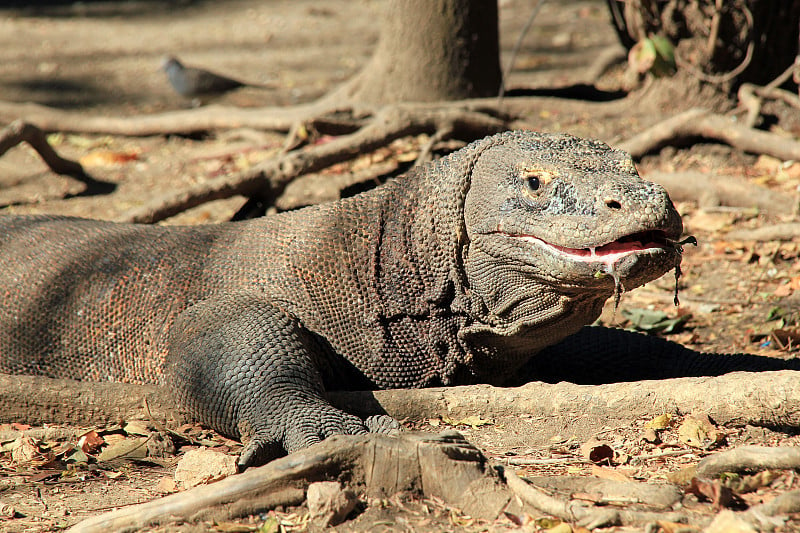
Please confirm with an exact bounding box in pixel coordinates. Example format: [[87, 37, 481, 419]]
[[3, 370, 799, 435], [503, 467, 703, 529], [0, 96, 610, 137], [745, 489, 800, 521], [64, 429, 800, 532], [7, 91, 799, 221], [0, 119, 115, 195], [726, 223, 800, 242], [117, 104, 515, 223], [616, 107, 800, 161], [0, 120, 83, 176], [68, 431, 510, 533], [525, 475, 682, 509], [737, 61, 800, 129], [697, 446, 800, 477], [0, 100, 338, 136], [5, 371, 800, 530], [645, 171, 798, 217]]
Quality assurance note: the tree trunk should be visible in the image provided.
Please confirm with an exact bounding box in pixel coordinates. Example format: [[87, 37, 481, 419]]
[[332, 0, 502, 104]]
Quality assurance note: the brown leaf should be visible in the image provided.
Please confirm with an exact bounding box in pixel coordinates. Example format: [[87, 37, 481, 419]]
[[97, 436, 149, 462], [580, 439, 614, 465], [666, 465, 697, 486], [79, 150, 139, 167], [687, 477, 745, 511], [10, 436, 54, 467], [678, 413, 723, 449], [122, 420, 153, 436], [724, 470, 782, 494], [78, 430, 105, 454]]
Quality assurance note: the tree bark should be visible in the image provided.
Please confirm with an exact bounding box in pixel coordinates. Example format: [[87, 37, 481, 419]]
[[330, 0, 502, 104]]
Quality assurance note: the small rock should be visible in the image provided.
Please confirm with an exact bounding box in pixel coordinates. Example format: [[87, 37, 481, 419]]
[[174, 447, 237, 489], [155, 476, 178, 494], [306, 481, 357, 527]]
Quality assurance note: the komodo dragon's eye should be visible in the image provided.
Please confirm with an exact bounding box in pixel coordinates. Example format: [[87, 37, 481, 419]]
[[521, 169, 553, 194]]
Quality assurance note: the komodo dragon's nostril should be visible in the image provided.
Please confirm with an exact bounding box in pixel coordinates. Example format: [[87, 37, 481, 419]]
[[605, 198, 622, 209]]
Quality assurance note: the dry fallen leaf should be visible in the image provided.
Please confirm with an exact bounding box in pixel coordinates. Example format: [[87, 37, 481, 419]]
[[97, 436, 149, 462], [687, 477, 745, 511], [678, 413, 723, 449], [78, 430, 105, 454], [10, 436, 54, 467], [580, 439, 615, 465], [666, 465, 697, 486], [79, 150, 139, 167], [646, 413, 673, 430], [724, 470, 782, 494]]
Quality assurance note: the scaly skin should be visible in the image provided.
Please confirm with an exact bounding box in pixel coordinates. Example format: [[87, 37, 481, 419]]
[[1, 131, 792, 467]]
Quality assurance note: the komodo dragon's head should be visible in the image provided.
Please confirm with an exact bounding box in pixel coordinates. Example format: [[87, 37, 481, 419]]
[[462, 132, 687, 307]]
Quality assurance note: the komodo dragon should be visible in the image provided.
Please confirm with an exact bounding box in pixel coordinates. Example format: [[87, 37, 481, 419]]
[[1, 131, 796, 468]]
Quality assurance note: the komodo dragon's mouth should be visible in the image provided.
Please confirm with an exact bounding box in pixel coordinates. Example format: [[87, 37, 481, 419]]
[[516, 230, 673, 266]]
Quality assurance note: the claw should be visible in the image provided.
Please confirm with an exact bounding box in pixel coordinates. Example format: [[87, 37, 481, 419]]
[[237, 436, 284, 471], [365, 414, 401, 434]]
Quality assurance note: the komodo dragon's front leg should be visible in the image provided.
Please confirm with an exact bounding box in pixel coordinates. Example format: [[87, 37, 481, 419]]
[[165, 292, 397, 468]]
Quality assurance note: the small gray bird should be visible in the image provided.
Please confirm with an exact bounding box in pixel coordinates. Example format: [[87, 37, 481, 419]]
[[161, 56, 272, 105]]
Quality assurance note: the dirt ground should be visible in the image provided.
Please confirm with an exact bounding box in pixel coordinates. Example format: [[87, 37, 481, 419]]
[[1, 0, 800, 531]]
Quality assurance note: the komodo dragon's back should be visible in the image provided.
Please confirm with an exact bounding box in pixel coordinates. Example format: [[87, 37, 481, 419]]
[[5, 130, 777, 468]]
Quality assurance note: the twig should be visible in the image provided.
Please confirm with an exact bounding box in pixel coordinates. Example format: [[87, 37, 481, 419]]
[[0, 119, 116, 196], [498, 0, 547, 103]]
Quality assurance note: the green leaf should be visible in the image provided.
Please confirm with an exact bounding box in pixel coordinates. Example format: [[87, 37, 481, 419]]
[[621, 308, 689, 334]]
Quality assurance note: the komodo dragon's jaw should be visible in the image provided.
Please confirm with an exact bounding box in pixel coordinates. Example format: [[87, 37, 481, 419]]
[[462, 133, 685, 297]]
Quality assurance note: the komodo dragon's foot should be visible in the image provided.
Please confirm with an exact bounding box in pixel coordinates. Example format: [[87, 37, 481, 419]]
[[236, 407, 402, 469]]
